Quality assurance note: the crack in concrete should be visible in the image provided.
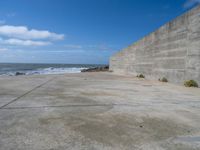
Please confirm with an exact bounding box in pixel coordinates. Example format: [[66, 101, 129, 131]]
[[0, 104, 140, 110], [0, 77, 56, 109]]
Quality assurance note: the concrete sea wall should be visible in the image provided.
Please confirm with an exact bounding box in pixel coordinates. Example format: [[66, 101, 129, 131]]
[[110, 5, 200, 85]]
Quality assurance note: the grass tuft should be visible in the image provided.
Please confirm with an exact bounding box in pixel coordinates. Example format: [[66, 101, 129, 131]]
[[184, 80, 198, 88], [137, 74, 145, 78], [159, 77, 168, 82]]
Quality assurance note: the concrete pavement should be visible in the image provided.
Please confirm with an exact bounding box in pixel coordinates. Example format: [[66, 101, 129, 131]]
[[0, 72, 200, 150]]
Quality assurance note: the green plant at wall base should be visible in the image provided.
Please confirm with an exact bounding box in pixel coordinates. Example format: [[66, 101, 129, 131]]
[[137, 74, 145, 78], [159, 77, 168, 82], [184, 80, 198, 88]]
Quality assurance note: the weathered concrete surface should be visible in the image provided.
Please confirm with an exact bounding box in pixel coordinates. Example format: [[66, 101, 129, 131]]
[[110, 5, 200, 85], [0, 73, 200, 150]]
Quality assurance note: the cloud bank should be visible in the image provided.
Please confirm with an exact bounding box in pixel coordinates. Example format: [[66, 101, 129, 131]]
[[2, 38, 51, 46], [0, 25, 64, 40], [0, 48, 8, 51], [0, 25, 64, 47]]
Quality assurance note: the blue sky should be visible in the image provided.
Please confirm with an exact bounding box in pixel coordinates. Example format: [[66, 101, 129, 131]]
[[0, 0, 199, 64]]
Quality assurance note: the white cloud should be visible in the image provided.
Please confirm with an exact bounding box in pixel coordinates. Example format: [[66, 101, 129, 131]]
[[63, 44, 117, 51], [2, 38, 51, 46], [6, 13, 16, 17], [0, 48, 8, 51], [0, 24, 64, 47], [87, 44, 113, 50], [0, 25, 64, 40], [34, 50, 85, 53], [184, 0, 200, 8], [64, 44, 83, 49]]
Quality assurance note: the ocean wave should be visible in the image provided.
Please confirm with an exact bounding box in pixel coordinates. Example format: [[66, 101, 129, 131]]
[[0, 67, 87, 76]]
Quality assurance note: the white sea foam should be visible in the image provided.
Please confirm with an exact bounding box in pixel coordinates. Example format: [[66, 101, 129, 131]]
[[1, 67, 88, 76], [31, 67, 87, 75]]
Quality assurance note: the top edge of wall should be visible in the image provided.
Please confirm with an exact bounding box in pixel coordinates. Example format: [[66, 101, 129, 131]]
[[110, 4, 200, 58]]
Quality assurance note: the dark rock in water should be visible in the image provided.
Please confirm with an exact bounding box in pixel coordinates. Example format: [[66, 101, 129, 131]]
[[81, 65, 109, 72], [15, 72, 26, 76], [104, 66, 109, 69]]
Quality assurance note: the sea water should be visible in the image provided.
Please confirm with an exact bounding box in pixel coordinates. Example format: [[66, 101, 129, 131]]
[[0, 63, 104, 76]]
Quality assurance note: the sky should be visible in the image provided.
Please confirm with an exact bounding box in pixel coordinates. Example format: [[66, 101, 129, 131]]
[[0, 0, 199, 64]]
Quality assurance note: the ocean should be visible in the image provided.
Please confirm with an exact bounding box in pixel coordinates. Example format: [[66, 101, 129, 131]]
[[0, 63, 104, 76]]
